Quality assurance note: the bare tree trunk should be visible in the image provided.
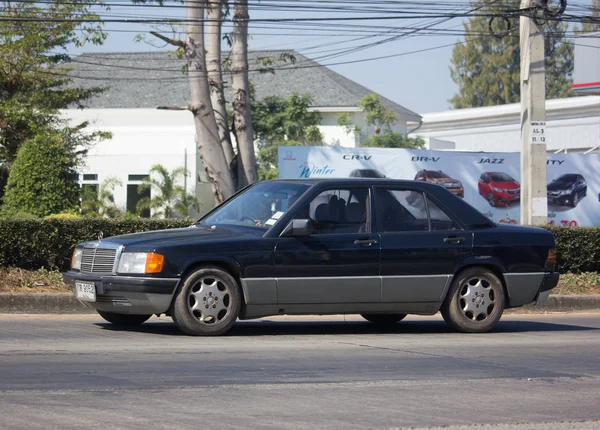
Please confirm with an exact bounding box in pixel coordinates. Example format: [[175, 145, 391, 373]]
[[186, 0, 234, 202], [206, 0, 235, 166], [231, 0, 257, 185]]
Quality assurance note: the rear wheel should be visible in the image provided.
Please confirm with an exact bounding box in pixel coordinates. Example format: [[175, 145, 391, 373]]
[[441, 268, 505, 333], [97, 310, 151, 326], [171, 266, 242, 336], [361, 313, 407, 325]]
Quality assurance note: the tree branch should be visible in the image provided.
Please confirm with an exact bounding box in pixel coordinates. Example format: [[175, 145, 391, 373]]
[[150, 31, 185, 48], [157, 105, 191, 111]]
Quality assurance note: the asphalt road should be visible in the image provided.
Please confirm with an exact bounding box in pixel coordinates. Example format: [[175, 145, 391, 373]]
[[0, 313, 599, 430]]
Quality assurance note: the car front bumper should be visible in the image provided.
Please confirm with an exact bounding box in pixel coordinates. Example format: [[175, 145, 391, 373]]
[[63, 271, 180, 315], [494, 192, 520, 203], [547, 194, 571, 205]]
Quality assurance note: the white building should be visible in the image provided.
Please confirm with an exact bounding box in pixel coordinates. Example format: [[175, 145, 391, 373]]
[[64, 50, 420, 216], [413, 96, 600, 154]]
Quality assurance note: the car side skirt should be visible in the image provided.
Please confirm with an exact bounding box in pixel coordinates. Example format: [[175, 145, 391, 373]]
[[240, 302, 443, 320], [240, 275, 453, 318]]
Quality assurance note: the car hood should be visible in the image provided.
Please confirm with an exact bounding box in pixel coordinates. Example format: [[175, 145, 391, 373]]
[[93, 225, 253, 249], [491, 181, 520, 190], [547, 181, 573, 191], [430, 178, 460, 185]]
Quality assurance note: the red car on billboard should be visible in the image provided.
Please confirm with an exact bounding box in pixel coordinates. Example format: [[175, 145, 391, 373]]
[[478, 172, 520, 207]]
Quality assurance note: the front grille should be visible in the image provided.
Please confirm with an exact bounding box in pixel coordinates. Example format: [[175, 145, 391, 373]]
[[81, 246, 117, 274]]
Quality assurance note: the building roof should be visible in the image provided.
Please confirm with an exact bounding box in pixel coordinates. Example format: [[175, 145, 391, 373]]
[[67, 50, 421, 121], [416, 96, 600, 131]]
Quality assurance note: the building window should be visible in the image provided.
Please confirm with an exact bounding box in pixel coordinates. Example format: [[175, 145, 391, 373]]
[[83, 174, 98, 181], [127, 184, 150, 217], [127, 174, 150, 217]]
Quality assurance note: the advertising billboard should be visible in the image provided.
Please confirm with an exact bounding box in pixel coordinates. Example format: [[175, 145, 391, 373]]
[[278, 146, 600, 226]]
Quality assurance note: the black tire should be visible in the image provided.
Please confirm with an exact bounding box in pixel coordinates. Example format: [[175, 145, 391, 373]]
[[487, 192, 496, 207], [441, 267, 505, 333], [97, 310, 151, 326], [361, 313, 407, 325], [171, 266, 242, 336]]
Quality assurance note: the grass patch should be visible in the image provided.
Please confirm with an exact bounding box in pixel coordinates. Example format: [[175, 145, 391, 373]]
[[0, 267, 70, 293], [553, 272, 600, 295], [0, 269, 599, 295]]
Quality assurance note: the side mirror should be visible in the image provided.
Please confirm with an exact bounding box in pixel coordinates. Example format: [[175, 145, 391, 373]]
[[281, 219, 312, 237]]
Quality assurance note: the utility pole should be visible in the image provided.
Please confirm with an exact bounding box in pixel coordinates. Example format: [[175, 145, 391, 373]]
[[520, 0, 547, 225]]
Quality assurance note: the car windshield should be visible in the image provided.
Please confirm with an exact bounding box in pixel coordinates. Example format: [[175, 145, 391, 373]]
[[426, 171, 448, 179], [554, 174, 577, 183], [199, 182, 310, 231], [490, 173, 515, 182]]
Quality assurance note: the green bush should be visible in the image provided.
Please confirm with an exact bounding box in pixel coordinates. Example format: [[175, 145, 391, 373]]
[[544, 226, 600, 274], [0, 218, 192, 271], [2, 133, 79, 217]]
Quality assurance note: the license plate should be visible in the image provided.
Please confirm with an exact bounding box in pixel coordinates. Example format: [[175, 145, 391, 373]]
[[75, 282, 96, 302]]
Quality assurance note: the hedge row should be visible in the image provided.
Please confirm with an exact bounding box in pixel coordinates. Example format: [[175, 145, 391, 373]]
[[545, 226, 600, 274], [0, 219, 191, 271], [0, 220, 598, 274]]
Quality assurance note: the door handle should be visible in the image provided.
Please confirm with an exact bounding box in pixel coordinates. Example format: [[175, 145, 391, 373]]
[[444, 236, 466, 244], [354, 239, 378, 247]]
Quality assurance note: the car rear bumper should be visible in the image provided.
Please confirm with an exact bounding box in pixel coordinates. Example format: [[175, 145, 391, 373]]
[[504, 272, 559, 308], [63, 271, 180, 315], [533, 272, 560, 306]]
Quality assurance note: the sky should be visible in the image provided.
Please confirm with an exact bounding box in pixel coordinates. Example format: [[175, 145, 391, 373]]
[[64, 0, 595, 114]]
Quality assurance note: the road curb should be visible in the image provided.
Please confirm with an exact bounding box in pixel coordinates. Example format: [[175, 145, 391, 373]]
[[0, 293, 94, 314], [507, 295, 600, 313], [1, 293, 600, 315]]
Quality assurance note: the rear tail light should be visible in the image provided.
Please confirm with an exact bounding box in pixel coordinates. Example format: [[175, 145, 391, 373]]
[[546, 249, 557, 266]]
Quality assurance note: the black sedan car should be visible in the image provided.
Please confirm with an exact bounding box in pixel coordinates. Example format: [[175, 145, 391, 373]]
[[547, 173, 587, 207], [64, 179, 559, 336]]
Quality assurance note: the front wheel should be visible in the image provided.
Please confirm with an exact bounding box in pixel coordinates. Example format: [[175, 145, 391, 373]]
[[97, 310, 151, 326], [171, 266, 242, 336], [487, 192, 496, 207], [441, 268, 505, 333], [361, 314, 407, 325]]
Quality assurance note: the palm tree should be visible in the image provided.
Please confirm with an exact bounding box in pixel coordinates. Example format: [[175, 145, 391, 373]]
[[136, 165, 201, 218], [81, 177, 123, 218]]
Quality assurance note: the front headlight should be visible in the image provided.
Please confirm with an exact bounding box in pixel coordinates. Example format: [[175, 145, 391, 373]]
[[493, 187, 505, 193], [117, 252, 164, 274], [71, 247, 83, 270]]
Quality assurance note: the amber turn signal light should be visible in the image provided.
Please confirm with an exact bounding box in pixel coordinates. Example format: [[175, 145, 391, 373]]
[[145, 252, 165, 273]]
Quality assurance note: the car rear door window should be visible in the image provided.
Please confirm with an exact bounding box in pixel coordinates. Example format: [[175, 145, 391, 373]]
[[375, 188, 460, 232]]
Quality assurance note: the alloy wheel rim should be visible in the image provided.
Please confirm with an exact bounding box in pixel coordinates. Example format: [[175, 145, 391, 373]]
[[458, 276, 496, 322], [488, 193, 495, 206], [187, 276, 231, 325]]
